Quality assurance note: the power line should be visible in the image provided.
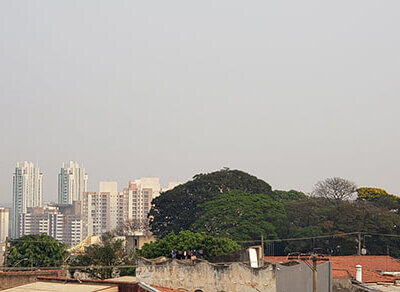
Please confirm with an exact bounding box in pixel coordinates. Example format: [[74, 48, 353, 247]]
[[0, 265, 136, 271], [236, 232, 400, 244], [235, 232, 360, 243]]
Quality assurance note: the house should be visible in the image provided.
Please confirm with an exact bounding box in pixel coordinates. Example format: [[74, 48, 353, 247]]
[[265, 255, 400, 291]]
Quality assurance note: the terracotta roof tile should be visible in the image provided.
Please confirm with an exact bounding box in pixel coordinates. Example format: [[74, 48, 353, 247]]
[[265, 255, 400, 283]]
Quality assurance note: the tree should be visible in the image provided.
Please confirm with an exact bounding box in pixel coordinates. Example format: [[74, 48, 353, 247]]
[[271, 189, 307, 202], [69, 233, 136, 279], [312, 177, 357, 200], [191, 190, 288, 242], [149, 169, 273, 237], [284, 198, 400, 256], [138, 231, 240, 260], [357, 187, 399, 211], [7, 234, 67, 268]]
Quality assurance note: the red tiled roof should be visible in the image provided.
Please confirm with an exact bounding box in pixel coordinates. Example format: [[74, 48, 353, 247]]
[[332, 269, 351, 279], [265, 255, 400, 283]]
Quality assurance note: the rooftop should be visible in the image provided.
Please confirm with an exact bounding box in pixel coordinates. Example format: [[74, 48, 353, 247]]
[[2, 282, 115, 292], [265, 255, 400, 283], [2, 275, 184, 292]]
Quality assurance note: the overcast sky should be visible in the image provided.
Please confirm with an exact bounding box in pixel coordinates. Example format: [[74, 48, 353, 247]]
[[1, 0, 399, 204]]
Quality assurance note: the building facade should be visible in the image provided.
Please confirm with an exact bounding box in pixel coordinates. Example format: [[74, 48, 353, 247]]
[[124, 180, 153, 223], [12, 161, 43, 238], [19, 202, 82, 246], [82, 179, 182, 237], [82, 182, 121, 238], [58, 161, 88, 204], [0, 208, 9, 242]]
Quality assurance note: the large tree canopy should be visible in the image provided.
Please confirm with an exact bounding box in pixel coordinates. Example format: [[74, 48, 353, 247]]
[[271, 189, 307, 203], [139, 231, 241, 260], [7, 234, 67, 268], [149, 169, 273, 237], [191, 190, 288, 242], [284, 198, 400, 256], [357, 187, 399, 211]]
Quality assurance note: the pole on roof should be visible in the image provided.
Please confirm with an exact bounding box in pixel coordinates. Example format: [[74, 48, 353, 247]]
[[261, 235, 264, 256], [312, 258, 317, 292], [357, 232, 361, 256], [288, 253, 329, 292]]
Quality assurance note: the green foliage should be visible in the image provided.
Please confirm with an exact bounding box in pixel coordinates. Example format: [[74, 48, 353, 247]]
[[357, 187, 399, 211], [191, 190, 288, 242], [138, 231, 241, 260], [284, 198, 400, 256], [357, 187, 389, 197], [271, 190, 307, 202], [149, 169, 273, 237], [148, 170, 400, 257], [7, 234, 67, 268], [69, 233, 136, 279]]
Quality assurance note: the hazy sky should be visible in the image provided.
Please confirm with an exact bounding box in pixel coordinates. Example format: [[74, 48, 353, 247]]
[[1, 0, 400, 204]]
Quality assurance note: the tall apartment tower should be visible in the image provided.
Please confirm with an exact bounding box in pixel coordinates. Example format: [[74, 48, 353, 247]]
[[0, 208, 9, 242], [58, 162, 88, 204], [12, 161, 43, 238], [82, 182, 122, 238], [123, 178, 162, 228]]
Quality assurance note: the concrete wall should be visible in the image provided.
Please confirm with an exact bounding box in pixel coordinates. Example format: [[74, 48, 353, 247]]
[[136, 258, 277, 292]]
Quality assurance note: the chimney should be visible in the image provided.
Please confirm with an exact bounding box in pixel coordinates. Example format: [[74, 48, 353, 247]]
[[356, 265, 362, 282]]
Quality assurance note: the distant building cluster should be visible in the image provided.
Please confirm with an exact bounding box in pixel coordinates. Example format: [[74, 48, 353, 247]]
[[2, 161, 182, 246]]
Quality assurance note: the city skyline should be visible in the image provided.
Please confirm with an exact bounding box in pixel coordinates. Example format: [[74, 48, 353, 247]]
[[1, 160, 400, 207], [1, 160, 188, 206], [11, 169, 174, 242]]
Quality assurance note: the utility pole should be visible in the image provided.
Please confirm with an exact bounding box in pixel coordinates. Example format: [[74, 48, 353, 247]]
[[357, 232, 362, 256], [261, 235, 264, 256], [288, 253, 329, 292], [313, 258, 317, 292], [261, 235, 264, 266]]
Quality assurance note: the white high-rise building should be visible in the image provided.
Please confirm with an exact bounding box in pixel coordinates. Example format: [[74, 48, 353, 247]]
[[123, 178, 165, 228], [135, 178, 161, 199], [58, 162, 88, 204], [12, 161, 43, 238], [0, 208, 9, 242], [82, 178, 180, 237], [82, 182, 122, 238]]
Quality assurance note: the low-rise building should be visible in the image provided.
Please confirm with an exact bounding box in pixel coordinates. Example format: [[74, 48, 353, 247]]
[[265, 255, 400, 291]]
